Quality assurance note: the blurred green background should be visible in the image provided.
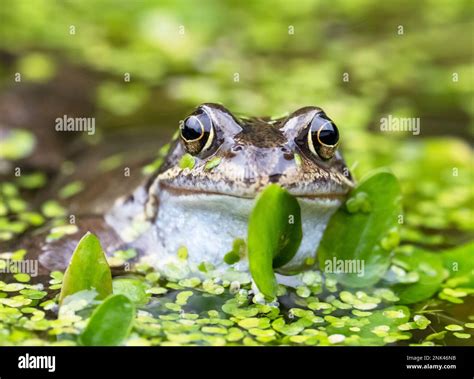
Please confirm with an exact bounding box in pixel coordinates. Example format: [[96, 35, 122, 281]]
[[0, 0, 472, 242], [0, 0, 472, 129]]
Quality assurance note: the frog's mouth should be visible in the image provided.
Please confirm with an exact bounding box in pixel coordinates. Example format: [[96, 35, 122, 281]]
[[153, 148, 355, 200], [158, 181, 348, 201]]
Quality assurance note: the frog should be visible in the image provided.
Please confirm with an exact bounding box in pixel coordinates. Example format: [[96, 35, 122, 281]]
[[32, 103, 354, 280], [104, 103, 354, 275]]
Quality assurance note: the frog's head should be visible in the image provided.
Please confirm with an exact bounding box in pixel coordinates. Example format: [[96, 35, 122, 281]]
[[155, 103, 354, 199]]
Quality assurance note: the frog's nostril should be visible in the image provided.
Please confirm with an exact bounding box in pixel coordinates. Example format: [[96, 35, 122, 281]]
[[268, 173, 282, 183], [283, 152, 294, 160], [232, 145, 243, 152]]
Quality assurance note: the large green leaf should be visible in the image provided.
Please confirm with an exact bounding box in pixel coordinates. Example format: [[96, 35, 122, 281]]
[[247, 184, 302, 299], [318, 170, 402, 287], [59, 232, 112, 303], [79, 294, 135, 346]]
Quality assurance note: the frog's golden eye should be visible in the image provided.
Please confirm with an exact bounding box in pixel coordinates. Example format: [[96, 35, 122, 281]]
[[307, 112, 339, 160], [180, 109, 214, 155]]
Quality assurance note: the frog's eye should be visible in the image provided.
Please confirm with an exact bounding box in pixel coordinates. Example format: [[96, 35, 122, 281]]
[[180, 109, 214, 155], [307, 112, 339, 159]]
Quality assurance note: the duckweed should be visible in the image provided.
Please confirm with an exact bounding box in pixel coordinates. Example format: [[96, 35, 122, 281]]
[[453, 332, 471, 339], [58, 181, 84, 199], [204, 157, 222, 171], [177, 246, 188, 261], [41, 200, 67, 218], [445, 324, 463, 331], [178, 154, 195, 170]]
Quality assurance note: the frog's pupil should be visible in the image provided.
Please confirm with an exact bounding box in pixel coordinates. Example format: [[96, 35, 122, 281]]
[[310, 113, 339, 146], [182, 116, 203, 141], [319, 123, 339, 146]]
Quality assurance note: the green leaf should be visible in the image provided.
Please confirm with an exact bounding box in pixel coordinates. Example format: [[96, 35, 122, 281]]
[[79, 294, 135, 346], [59, 232, 112, 304], [247, 184, 302, 299], [318, 170, 402, 287], [392, 247, 446, 304]]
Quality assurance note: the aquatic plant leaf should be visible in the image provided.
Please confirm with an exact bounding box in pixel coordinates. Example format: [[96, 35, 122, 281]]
[[318, 170, 402, 287], [59, 232, 112, 304], [79, 294, 135, 346], [248, 184, 302, 299]]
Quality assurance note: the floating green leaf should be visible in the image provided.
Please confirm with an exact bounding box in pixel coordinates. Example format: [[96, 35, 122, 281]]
[[59, 232, 112, 304], [318, 170, 402, 287], [247, 184, 302, 299], [79, 294, 135, 346]]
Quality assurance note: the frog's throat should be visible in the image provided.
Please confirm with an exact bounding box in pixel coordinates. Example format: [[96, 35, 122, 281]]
[[138, 189, 343, 274], [105, 182, 344, 275]]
